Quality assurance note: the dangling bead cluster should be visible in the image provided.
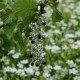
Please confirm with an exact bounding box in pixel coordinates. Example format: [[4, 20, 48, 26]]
[[29, 1, 46, 67]]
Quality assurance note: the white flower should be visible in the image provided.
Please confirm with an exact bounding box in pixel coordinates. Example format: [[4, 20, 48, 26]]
[[65, 33, 75, 38], [42, 5, 53, 18], [43, 72, 51, 77], [65, 0, 74, 3], [17, 69, 26, 76], [0, 21, 3, 26], [69, 68, 78, 75], [51, 25, 56, 29], [62, 45, 68, 50], [68, 3, 75, 9], [22, 32, 25, 36], [53, 65, 62, 70], [8, 49, 15, 55], [51, 45, 60, 53], [71, 14, 77, 19], [53, 29, 61, 34], [70, 19, 78, 26], [66, 60, 76, 67], [47, 30, 54, 37], [70, 44, 78, 49], [75, 3, 80, 15], [44, 65, 52, 72], [12, 52, 21, 59], [35, 71, 40, 76], [4, 66, 17, 73], [76, 59, 80, 62], [64, 8, 70, 13], [31, 78, 38, 80], [20, 59, 28, 64], [73, 76, 80, 80], [1, 56, 7, 61], [0, 78, 3, 80], [17, 63, 24, 68], [26, 67, 34, 75], [75, 40, 80, 47], [45, 45, 52, 50], [75, 30, 80, 37]]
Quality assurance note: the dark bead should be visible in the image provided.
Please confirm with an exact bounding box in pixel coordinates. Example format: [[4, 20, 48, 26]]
[[42, 21, 46, 26], [33, 48, 36, 51], [31, 23, 35, 27], [32, 24, 35, 27], [36, 63, 39, 67], [29, 28, 32, 32], [42, 61, 46, 65], [38, 34, 42, 39], [31, 40, 35, 44], [29, 36, 33, 40], [29, 54, 33, 58], [31, 62, 34, 66], [55, 0, 57, 2], [38, 3, 44, 12]]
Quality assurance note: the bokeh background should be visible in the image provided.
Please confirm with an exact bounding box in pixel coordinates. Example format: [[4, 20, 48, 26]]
[[0, 0, 80, 80]]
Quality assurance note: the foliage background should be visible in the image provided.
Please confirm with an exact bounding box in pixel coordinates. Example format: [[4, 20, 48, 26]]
[[0, 0, 80, 80]]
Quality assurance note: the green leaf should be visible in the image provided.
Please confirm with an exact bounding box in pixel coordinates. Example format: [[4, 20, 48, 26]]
[[3, 23, 16, 38], [0, 33, 12, 49], [52, 7, 63, 23], [1, 12, 17, 24], [14, 29, 26, 50], [4, 13, 16, 24], [0, 2, 5, 10], [12, 0, 37, 25]]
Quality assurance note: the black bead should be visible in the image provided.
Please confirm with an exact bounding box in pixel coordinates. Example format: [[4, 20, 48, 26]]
[[36, 63, 39, 67], [38, 34, 42, 39], [31, 40, 35, 44], [32, 24, 35, 27], [42, 61, 46, 65], [29, 28, 32, 32], [42, 21, 46, 26], [33, 48, 36, 51], [38, 3, 44, 12], [31, 62, 34, 66], [31, 23, 35, 27], [29, 36, 33, 40], [29, 54, 33, 58]]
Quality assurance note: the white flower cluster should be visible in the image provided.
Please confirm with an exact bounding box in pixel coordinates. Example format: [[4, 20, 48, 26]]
[[1, 0, 80, 80]]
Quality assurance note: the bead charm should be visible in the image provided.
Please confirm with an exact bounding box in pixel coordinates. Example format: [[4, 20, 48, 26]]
[[28, 1, 46, 66]]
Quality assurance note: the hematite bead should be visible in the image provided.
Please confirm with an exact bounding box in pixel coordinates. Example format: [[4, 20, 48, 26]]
[[38, 3, 44, 12], [33, 48, 36, 51], [31, 23, 35, 27], [29, 28, 32, 32], [31, 62, 34, 66], [31, 40, 35, 44], [42, 61, 46, 65], [29, 54, 33, 58], [36, 63, 39, 67], [42, 21, 46, 26], [38, 33, 42, 39], [29, 36, 33, 40]]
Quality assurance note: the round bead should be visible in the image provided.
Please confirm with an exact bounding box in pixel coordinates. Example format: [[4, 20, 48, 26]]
[[42, 61, 46, 65], [29, 36, 33, 40], [42, 21, 46, 26], [31, 23, 35, 27], [38, 34, 42, 39], [31, 62, 34, 66], [33, 48, 36, 51], [29, 28, 32, 32], [31, 40, 35, 44], [36, 63, 39, 67], [29, 54, 33, 58]]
